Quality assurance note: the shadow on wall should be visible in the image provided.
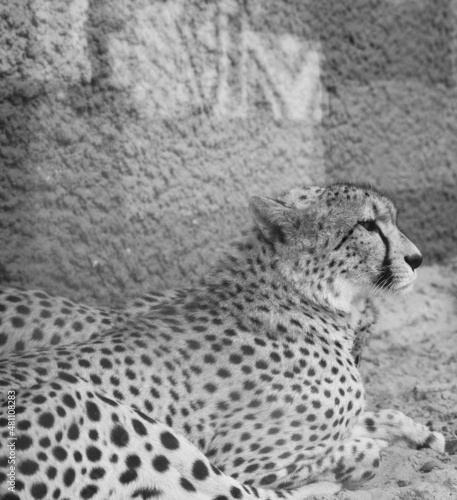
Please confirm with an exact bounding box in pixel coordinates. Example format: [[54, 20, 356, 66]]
[[306, 0, 454, 88], [397, 184, 457, 263], [307, 0, 457, 262]]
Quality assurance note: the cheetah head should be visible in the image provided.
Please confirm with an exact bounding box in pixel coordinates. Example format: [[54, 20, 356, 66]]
[[249, 183, 422, 312]]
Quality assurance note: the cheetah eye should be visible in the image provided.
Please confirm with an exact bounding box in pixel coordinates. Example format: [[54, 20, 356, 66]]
[[358, 220, 378, 232]]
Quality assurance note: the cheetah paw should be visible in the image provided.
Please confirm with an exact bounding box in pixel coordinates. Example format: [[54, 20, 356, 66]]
[[286, 481, 342, 499], [418, 431, 445, 454]]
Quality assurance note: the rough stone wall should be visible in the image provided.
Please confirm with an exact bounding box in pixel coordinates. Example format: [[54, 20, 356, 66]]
[[315, 0, 457, 261], [1, 0, 456, 304]]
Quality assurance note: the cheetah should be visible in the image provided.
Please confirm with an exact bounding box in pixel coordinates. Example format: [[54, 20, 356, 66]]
[[0, 183, 445, 500]]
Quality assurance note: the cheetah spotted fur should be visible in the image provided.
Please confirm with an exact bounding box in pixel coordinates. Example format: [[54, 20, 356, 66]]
[[0, 288, 372, 365], [0, 184, 445, 500], [0, 288, 186, 357]]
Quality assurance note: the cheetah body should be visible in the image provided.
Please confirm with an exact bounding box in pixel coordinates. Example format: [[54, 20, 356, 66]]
[[0, 184, 444, 500], [0, 288, 186, 357]]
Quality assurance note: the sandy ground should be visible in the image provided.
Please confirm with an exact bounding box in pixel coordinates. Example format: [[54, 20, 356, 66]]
[[329, 262, 457, 500]]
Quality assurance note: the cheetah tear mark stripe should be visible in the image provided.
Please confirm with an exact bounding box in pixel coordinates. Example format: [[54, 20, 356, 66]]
[[373, 225, 393, 289], [369, 202, 394, 289], [333, 219, 392, 290], [333, 225, 356, 252]]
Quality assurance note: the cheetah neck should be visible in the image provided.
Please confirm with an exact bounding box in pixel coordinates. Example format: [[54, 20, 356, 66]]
[[195, 231, 358, 344]]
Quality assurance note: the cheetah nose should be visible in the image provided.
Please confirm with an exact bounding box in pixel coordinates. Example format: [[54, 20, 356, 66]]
[[404, 253, 423, 271]]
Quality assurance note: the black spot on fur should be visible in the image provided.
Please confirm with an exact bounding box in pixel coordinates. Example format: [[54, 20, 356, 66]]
[[19, 460, 39, 475], [38, 413, 54, 429], [111, 425, 129, 447], [260, 473, 277, 485], [80, 484, 98, 499], [120, 469, 138, 484], [86, 446, 102, 462], [131, 487, 163, 498], [180, 477, 196, 492], [192, 460, 209, 480], [58, 372, 79, 384], [89, 467, 106, 480], [160, 431, 179, 450], [62, 393, 76, 408], [95, 392, 118, 406], [64, 467, 76, 486], [152, 455, 169, 472], [30, 483, 47, 499], [52, 446, 67, 462], [86, 401, 101, 422]]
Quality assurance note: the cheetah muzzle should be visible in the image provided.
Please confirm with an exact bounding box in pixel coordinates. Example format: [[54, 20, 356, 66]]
[[0, 183, 445, 500]]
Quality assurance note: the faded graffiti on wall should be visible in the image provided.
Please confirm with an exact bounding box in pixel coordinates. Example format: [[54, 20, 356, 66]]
[[109, 0, 324, 121]]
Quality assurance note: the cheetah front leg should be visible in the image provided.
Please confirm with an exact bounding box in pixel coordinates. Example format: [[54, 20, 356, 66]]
[[293, 410, 445, 492], [350, 409, 445, 453], [302, 437, 384, 490]]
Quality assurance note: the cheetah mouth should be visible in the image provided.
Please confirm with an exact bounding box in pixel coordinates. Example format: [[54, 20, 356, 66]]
[[374, 270, 416, 293], [392, 281, 415, 293]]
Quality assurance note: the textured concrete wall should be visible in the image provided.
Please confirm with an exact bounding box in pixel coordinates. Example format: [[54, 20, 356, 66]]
[[315, 0, 457, 261], [1, 0, 456, 304]]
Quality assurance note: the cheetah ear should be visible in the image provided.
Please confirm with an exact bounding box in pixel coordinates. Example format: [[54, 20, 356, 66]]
[[249, 196, 294, 244]]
